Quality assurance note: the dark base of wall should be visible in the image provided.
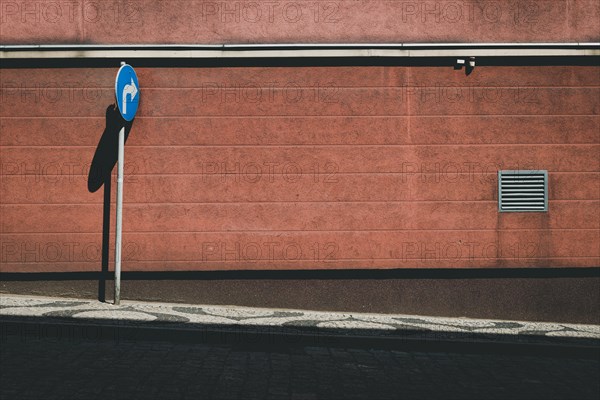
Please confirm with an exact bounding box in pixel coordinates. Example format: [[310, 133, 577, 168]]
[[1, 269, 598, 324]]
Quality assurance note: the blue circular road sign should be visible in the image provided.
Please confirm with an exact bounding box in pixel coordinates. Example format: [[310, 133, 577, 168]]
[[115, 64, 140, 121]]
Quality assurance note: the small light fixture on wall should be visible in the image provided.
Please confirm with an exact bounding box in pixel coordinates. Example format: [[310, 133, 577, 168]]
[[456, 57, 476, 75]]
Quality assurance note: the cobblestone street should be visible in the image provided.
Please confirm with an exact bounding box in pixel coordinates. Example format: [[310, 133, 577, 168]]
[[1, 329, 598, 400]]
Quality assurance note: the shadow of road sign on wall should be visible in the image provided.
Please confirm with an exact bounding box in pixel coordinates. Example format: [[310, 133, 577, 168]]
[[87, 104, 134, 302]]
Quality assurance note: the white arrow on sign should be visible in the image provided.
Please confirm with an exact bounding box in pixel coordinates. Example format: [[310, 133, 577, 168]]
[[122, 77, 138, 115]]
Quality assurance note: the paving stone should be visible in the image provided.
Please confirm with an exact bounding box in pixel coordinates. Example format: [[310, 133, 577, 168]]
[[2, 294, 599, 345]]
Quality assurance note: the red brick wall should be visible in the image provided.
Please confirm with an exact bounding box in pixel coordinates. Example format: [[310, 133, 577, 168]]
[[1, 65, 599, 272], [1, 0, 599, 273], [1, 0, 599, 44]]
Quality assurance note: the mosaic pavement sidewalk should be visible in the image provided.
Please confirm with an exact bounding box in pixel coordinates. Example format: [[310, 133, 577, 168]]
[[1, 294, 599, 345]]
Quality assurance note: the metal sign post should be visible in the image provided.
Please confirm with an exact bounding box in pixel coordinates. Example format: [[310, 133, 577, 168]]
[[114, 126, 125, 304], [114, 62, 139, 305]]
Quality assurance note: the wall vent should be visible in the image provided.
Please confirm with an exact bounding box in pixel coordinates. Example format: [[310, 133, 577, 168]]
[[498, 170, 548, 212]]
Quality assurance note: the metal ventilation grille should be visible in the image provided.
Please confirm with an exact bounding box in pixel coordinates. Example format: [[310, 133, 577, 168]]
[[498, 170, 548, 212]]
